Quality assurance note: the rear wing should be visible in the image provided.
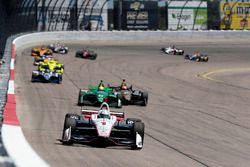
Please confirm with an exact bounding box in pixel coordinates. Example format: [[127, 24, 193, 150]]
[[81, 108, 125, 118]]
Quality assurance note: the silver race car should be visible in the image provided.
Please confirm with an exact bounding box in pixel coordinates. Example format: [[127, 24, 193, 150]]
[[60, 102, 145, 150], [48, 43, 69, 54], [161, 46, 184, 55]]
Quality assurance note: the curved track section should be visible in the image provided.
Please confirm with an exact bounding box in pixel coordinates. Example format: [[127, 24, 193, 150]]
[[15, 40, 250, 167]]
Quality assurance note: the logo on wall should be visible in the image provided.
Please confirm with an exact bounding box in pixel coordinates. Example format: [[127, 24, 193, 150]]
[[168, 1, 207, 30], [220, 2, 250, 30], [130, 2, 144, 11], [120, 0, 158, 30]]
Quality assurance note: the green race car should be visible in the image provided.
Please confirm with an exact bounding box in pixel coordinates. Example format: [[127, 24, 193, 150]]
[[78, 85, 122, 108]]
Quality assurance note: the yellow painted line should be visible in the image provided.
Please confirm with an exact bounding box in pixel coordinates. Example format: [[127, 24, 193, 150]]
[[196, 68, 250, 83]]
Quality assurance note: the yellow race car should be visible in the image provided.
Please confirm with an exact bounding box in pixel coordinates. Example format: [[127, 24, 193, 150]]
[[31, 46, 53, 57], [38, 59, 64, 74]]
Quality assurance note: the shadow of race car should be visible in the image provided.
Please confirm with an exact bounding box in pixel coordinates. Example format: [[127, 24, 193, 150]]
[[60, 102, 145, 150], [75, 49, 97, 60]]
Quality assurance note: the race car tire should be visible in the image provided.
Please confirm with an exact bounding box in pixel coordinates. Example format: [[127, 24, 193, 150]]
[[31, 76, 35, 82], [90, 54, 97, 60], [78, 90, 84, 105], [75, 51, 82, 57], [184, 54, 190, 59], [205, 57, 209, 62], [141, 92, 148, 106], [116, 99, 122, 108], [62, 113, 80, 145], [57, 76, 62, 84], [160, 48, 165, 53], [126, 118, 142, 124], [131, 122, 145, 150]]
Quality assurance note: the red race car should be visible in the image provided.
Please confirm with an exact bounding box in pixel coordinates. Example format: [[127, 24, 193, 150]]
[[75, 49, 97, 60]]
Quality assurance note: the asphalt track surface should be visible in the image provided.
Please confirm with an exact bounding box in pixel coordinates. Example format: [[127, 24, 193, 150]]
[[15, 39, 250, 167]]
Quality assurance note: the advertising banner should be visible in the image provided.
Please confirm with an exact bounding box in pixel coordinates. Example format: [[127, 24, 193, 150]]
[[122, 1, 158, 30], [37, 0, 108, 31], [220, 1, 250, 30], [168, 1, 207, 30]]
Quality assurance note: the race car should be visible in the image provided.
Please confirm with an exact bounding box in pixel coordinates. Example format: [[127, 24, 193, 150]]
[[33, 54, 54, 66], [78, 85, 122, 108], [75, 49, 97, 60], [38, 59, 64, 74], [184, 54, 209, 62], [109, 84, 148, 106], [31, 47, 53, 57], [161, 46, 184, 55], [48, 43, 69, 54], [60, 102, 145, 150], [31, 64, 62, 84]]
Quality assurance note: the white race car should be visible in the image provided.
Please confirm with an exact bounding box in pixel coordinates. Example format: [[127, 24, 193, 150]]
[[48, 43, 68, 54], [60, 102, 145, 150], [161, 46, 184, 55]]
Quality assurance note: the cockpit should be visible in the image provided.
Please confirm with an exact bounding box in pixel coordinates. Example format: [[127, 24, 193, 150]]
[[98, 102, 111, 119]]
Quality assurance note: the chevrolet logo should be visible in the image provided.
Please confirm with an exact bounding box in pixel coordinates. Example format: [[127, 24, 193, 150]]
[[130, 2, 144, 11]]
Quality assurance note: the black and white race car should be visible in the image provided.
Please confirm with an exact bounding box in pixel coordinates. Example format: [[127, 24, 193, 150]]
[[60, 102, 145, 150], [184, 53, 209, 62], [109, 85, 148, 106], [161, 46, 184, 55], [48, 43, 68, 54]]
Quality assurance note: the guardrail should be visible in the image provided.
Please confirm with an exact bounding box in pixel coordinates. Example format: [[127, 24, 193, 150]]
[[1, 30, 250, 167]]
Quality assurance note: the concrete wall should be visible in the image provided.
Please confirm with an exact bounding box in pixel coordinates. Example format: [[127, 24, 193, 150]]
[[14, 30, 250, 50]]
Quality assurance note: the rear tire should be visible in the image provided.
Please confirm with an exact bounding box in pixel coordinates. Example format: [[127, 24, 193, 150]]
[[78, 90, 84, 105], [75, 51, 82, 57], [57, 76, 62, 84], [90, 54, 97, 60], [116, 99, 122, 108], [205, 57, 209, 62], [131, 122, 145, 150], [62, 113, 80, 145], [141, 92, 148, 106]]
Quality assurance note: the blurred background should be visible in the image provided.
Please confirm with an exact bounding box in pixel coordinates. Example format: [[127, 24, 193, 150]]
[[0, 0, 249, 56]]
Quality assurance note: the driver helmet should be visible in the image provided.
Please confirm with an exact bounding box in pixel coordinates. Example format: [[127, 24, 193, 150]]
[[99, 85, 105, 91], [98, 80, 105, 90], [121, 79, 127, 90], [121, 85, 127, 90], [99, 109, 110, 119], [98, 102, 110, 119]]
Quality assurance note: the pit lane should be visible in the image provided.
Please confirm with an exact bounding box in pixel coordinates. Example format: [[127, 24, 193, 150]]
[[15, 39, 250, 167]]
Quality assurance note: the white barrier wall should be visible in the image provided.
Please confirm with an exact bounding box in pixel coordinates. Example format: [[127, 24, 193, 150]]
[[14, 30, 250, 50]]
